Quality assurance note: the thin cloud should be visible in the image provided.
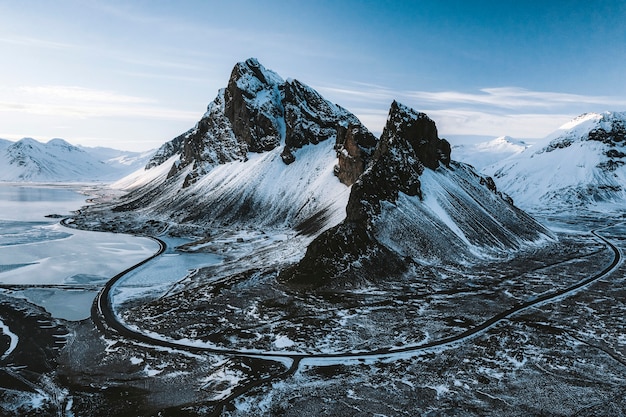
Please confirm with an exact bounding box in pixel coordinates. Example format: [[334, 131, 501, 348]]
[[18, 85, 156, 104], [408, 87, 626, 109], [320, 83, 626, 110], [0, 85, 199, 121], [0, 35, 76, 50]]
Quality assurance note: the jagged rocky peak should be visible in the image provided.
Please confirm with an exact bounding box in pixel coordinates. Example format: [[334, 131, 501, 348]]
[[380, 101, 451, 170], [224, 58, 284, 153], [346, 101, 452, 221], [145, 58, 369, 185], [283, 102, 550, 288]]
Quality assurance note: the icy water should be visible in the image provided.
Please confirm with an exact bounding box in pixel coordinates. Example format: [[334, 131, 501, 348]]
[[111, 235, 223, 313], [0, 184, 159, 320]]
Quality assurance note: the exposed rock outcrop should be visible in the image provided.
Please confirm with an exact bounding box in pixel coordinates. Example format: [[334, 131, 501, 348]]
[[334, 123, 378, 186], [282, 102, 551, 288]]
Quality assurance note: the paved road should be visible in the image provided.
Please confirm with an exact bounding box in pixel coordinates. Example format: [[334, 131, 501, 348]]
[[91, 226, 622, 362]]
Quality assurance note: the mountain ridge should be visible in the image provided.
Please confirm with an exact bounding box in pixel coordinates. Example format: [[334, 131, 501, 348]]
[[0, 137, 155, 182], [71, 58, 554, 289], [485, 111, 626, 211], [282, 100, 552, 288]]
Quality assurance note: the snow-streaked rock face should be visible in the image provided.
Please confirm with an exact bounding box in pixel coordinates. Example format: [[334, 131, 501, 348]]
[[0, 138, 154, 182], [113, 58, 373, 232], [283, 102, 553, 288], [486, 111, 626, 211]]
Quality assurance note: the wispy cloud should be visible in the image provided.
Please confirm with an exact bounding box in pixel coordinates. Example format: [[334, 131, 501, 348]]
[[18, 86, 156, 104], [318, 83, 626, 138], [407, 87, 626, 109], [0, 85, 199, 121], [321, 84, 626, 110], [0, 35, 76, 50]]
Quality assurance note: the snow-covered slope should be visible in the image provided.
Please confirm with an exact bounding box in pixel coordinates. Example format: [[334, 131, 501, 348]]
[[0, 138, 11, 151], [284, 102, 553, 288], [0, 138, 154, 182], [453, 136, 529, 170], [110, 58, 371, 233], [486, 112, 626, 211]]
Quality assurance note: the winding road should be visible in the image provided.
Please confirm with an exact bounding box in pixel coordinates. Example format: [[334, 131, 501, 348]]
[[91, 225, 623, 362]]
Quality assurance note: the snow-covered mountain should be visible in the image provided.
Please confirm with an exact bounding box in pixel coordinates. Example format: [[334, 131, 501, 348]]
[[453, 136, 529, 170], [0, 138, 154, 182], [282, 102, 553, 288], [96, 59, 552, 288], [485, 112, 626, 211], [110, 58, 375, 233]]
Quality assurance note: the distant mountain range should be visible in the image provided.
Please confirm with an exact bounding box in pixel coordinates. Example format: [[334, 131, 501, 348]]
[[0, 137, 154, 182], [484, 111, 626, 211]]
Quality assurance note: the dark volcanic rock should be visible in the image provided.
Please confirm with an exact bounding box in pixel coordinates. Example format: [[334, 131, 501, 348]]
[[280, 79, 361, 164], [282, 101, 549, 288], [379, 101, 451, 170], [224, 58, 283, 153], [588, 118, 626, 145], [283, 101, 453, 287], [346, 101, 450, 222], [334, 124, 378, 186]]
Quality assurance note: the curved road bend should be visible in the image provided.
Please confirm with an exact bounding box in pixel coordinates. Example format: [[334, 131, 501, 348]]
[[91, 226, 622, 361]]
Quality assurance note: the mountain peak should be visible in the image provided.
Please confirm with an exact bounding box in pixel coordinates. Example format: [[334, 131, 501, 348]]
[[381, 101, 451, 170], [283, 103, 549, 288], [541, 110, 626, 154], [148, 58, 367, 186], [122, 59, 372, 231]]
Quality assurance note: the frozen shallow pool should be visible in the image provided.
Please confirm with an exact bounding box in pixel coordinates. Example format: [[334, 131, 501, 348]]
[[0, 184, 159, 320]]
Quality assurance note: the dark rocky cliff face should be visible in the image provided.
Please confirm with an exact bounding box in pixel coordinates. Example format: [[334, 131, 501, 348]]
[[346, 101, 451, 222], [224, 58, 283, 153], [283, 101, 455, 287], [281, 79, 360, 164], [282, 101, 546, 288], [334, 124, 378, 186]]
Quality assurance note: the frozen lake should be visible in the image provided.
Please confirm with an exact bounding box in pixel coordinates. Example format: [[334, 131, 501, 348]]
[[0, 184, 159, 320], [111, 235, 223, 314]]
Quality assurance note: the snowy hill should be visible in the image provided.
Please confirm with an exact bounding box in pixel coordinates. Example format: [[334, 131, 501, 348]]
[[485, 112, 626, 211], [0, 138, 154, 182], [453, 136, 529, 170]]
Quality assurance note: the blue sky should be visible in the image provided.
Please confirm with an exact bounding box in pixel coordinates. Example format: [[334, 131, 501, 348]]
[[1, 0, 625, 151]]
